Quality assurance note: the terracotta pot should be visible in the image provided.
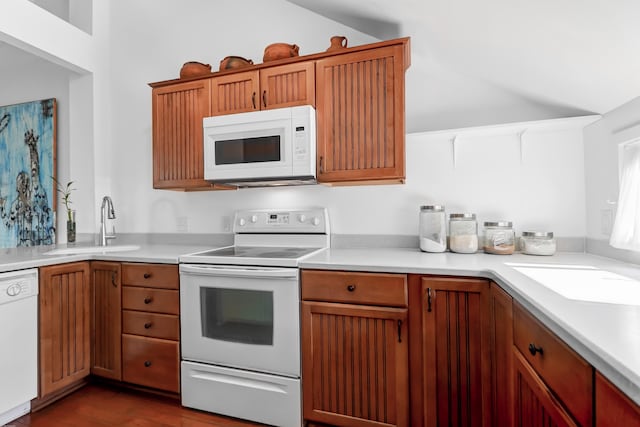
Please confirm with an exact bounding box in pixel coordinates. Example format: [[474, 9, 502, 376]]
[[263, 43, 300, 62], [326, 35, 348, 52], [219, 56, 254, 71], [179, 61, 212, 79]]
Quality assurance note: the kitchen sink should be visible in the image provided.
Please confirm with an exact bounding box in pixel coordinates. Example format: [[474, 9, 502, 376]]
[[44, 244, 140, 256]]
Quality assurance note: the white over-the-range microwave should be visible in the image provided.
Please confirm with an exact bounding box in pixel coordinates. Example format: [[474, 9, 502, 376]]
[[203, 105, 316, 187]]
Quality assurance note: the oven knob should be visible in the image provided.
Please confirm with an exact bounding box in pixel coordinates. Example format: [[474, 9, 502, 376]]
[[250, 215, 258, 223], [311, 217, 320, 226], [238, 218, 246, 226], [298, 214, 306, 223]]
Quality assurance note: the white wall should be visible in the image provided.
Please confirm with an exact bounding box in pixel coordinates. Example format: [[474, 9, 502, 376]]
[[584, 96, 640, 262]]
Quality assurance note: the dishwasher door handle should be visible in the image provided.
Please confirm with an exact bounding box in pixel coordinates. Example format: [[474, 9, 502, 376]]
[[179, 264, 298, 279]]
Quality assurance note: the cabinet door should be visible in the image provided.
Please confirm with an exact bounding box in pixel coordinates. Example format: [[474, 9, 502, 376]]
[[302, 301, 409, 427], [489, 282, 514, 426], [421, 276, 492, 427], [315, 44, 408, 183], [210, 70, 259, 115], [152, 79, 213, 189], [513, 350, 578, 427], [596, 372, 640, 427], [90, 261, 122, 380], [260, 62, 315, 109], [39, 262, 91, 397]]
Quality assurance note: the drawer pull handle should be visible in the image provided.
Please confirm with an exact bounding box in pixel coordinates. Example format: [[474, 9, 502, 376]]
[[397, 319, 403, 343], [144, 322, 153, 329], [144, 297, 153, 304], [143, 273, 152, 279], [426, 288, 433, 312], [347, 284, 356, 292], [144, 361, 152, 367], [252, 92, 256, 109], [262, 90, 267, 108], [528, 343, 543, 356], [111, 271, 117, 287]]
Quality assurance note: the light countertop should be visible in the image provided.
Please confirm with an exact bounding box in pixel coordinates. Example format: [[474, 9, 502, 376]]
[[300, 248, 640, 406], [1, 243, 639, 406]]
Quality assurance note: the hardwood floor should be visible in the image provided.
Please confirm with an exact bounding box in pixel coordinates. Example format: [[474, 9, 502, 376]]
[[10, 384, 264, 427]]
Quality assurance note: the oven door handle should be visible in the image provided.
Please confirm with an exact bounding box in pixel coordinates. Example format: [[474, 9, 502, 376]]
[[179, 264, 298, 279]]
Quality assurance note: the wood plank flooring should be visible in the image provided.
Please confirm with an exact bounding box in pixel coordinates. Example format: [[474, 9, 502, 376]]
[[9, 384, 264, 427]]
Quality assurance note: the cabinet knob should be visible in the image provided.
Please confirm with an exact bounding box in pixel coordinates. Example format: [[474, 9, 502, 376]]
[[347, 284, 356, 292], [144, 297, 153, 304], [144, 361, 152, 367], [143, 273, 152, 279], [528, 343, 543, 356], [144, 322, 152, 329]]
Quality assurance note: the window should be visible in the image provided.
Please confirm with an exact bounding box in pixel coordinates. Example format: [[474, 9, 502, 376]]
[[610, 139, 640, 251]]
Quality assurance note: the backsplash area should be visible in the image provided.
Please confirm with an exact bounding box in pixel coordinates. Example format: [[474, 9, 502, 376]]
[[112, 115, 596, 247]]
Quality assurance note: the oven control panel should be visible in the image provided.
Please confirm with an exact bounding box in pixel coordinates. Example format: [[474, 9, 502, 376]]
[[234, 208, 328, 234]]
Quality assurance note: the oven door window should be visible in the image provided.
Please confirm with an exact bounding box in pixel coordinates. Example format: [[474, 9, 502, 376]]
[[200, 287, 274, 345], [215, 135, 281, 165]]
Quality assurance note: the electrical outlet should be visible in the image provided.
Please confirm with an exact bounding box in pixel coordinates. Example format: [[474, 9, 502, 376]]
[[222, 216, 231, 232], [601, 209, 613, 235], [176, 216, 188, 233]]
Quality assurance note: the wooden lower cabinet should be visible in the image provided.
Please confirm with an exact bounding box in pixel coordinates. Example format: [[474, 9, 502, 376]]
[[122, 334, 180, 393], [416, 276, 492, 427], [513, 349, 577, 427], [302, 301, 408, 427], [596, 371, 640, 427], [39, 262, 91, 398], [90, 261, 122, 380], [489, 282, 514, 426]]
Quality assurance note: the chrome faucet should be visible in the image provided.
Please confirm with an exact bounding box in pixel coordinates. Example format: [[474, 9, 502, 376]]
[[99, 196, 116, 246]]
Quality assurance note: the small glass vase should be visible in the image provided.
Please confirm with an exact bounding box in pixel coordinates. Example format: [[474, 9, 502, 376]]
[[66, 210, 76, 243]]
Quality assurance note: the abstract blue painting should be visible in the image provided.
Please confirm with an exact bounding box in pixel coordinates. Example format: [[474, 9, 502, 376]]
[[0, 99, 56, 248]]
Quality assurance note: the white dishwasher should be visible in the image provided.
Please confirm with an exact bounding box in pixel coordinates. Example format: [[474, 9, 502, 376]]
[[0, 269, 38, 426]]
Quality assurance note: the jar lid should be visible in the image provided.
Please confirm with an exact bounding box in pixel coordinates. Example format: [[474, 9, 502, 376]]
[[484, 221, 513, 228], [421, 205, 445, 211], [449, 213, 476, 219], [522, 231, 554, 238]]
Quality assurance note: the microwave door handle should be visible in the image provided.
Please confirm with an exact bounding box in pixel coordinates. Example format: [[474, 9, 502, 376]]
[[180, 264, 298, 279]]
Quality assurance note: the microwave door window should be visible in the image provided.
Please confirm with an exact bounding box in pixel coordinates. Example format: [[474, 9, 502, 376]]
[[215, 135, 281, 165], [200, 287, 274, 345]]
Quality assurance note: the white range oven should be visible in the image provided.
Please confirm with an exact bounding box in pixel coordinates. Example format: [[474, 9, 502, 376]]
[[179, 208, 329, 427]]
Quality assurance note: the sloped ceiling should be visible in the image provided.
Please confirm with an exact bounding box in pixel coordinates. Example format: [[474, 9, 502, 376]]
[[288, 0, 640, 131]]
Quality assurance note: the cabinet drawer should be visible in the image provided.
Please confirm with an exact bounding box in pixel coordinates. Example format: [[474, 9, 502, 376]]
[[122, 334, 179, 393], [122, 287, 179, 315], [122, 263, 179, 289], [513, 303, 592, 426], [301, 270, 407, 307], [122, 310, 179, 340]]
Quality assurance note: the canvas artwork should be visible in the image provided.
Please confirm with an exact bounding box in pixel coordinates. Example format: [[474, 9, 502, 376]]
[[0, 98, 56, 248]]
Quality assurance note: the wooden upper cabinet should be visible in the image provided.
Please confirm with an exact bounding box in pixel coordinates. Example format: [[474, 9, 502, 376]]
[[39, 262, 91, 398], [90, 261, 122, 381], [315, 42, 409, 184], [151, 79, 214, 190], [210, 62, 315, 115]]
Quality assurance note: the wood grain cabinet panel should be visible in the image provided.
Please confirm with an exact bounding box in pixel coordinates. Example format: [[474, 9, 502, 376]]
[[259, 62, 315, 109], [39, 262, 91, 397], [419, 276, 492, 427], [513, 302, 593, 426], [301, 301, 409, 427], [90, 261, 122, 381], [122, 311, 179, 341], [122, 287, 179, 314], [151, 79, 214, 190], [122, 334, 180, 393], [121, 263, 179, 289], [596, 372, 640, 427], [489, 282, 514, 426], [210, 70, 259, 115], [513, 349, 577, 427], [315, 43, 409, 184]]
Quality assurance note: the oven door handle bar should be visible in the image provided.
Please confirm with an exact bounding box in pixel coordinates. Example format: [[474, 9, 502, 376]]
[[179, 264, 298, 279]]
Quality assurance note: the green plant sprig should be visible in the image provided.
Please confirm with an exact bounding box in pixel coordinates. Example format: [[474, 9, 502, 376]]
[[52, 176, 76, 221]]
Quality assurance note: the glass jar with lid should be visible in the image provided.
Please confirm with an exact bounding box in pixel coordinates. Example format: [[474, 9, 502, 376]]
[[449, 213, 478, 253], [483, 221, 515, 255], [521, 231, 556, 255], [419, 205, 446, 253]]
